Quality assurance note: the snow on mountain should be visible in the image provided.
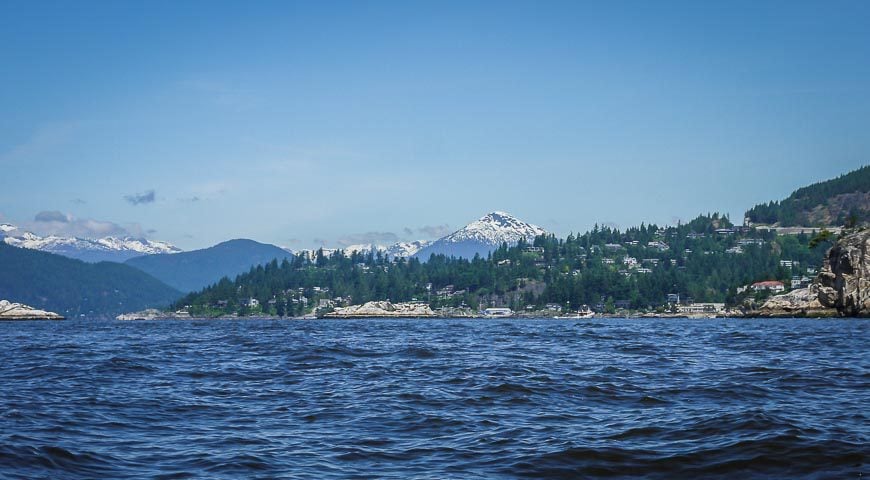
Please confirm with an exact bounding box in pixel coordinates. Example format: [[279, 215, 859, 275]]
[[414, 211, 546, 260], [441, 211, 546, 245], [341, 243, 380, 254], [1, 224, 182, 263], [94, 237, 180, 255], [385, 240, 431, 258], [322, 240, 432, 259]]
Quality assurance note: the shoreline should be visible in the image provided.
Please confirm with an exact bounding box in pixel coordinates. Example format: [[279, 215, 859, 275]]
[[108, 312, 863, 321], [0, 316, 65, 321]]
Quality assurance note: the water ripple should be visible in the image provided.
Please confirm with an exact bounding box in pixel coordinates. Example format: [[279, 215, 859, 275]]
[[0, 317, 867, 478]]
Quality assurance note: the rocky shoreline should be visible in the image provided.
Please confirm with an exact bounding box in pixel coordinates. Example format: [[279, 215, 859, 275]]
[[0, 300, 64, 320], [109, 230, 870, 322], [752, 229, 869, 318], [323, 301, 438, 318]]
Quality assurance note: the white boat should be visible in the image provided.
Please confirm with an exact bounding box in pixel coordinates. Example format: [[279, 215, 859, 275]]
[[553, 306, 594, 319], [482, 307, 514, 318]]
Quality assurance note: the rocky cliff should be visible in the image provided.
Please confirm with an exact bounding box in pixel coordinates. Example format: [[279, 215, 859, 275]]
[[760, 229, 869, 317], [816, 229, 870, 316]]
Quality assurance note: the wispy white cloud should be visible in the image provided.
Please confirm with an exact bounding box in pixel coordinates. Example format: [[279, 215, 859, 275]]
[[0, 122, 80, 164], [22, 211, 147, 239], [335, 231, 399, 248], [415, 224, 452, 238], [34, 210, 70, 223]]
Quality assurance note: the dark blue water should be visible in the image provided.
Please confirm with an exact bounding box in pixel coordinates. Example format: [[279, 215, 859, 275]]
[[0, 318, 866, 479]]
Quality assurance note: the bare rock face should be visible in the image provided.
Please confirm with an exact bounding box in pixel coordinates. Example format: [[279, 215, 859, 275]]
[[0, 300, 64, 320], [817, 229, 870, 316], [761, 285, 823, 312], [326, 301, 436, 318]]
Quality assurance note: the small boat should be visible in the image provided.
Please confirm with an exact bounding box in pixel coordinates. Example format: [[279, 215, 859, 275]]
[[553, 306, 594, 319], [482, 307, 514, 318]]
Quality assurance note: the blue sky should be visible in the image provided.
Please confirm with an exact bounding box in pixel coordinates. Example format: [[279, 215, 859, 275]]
[[1, 1, 868, 250]]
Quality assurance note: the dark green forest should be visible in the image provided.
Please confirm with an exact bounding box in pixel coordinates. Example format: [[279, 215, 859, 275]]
[[0, 243, 181, 317], [176, 214, 833, 316], [745, 165, 870, 226]]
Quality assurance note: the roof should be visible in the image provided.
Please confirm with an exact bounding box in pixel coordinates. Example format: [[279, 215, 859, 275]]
[[752, 280, 784, 287]]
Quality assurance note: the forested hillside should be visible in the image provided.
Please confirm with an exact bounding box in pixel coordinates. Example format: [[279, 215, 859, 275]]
[[745, 165, 870, 227], [175, 214, 833, 316], [0, 243, 181, 317]]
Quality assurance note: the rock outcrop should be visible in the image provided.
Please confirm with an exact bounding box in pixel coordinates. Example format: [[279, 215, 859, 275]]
[[0, 300, 64, 320], [324, 301, 436, 318], [757, 229, 870, 317], [759, 284, 834, 317], [116, 309, 192, 320], [816, 229, 870, 316]]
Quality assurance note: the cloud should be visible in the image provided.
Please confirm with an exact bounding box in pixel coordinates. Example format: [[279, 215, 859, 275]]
[[335, 231, 399, 248], [403, 227, 414, 236], [416, 224, 453, 238], [313, 238, 329, 246], [34, 210, 69, 223], [21, 213, 145, 239], [179, 196, 200, 202], [124, 190, 156, 205], [0, 122, 79, 164]]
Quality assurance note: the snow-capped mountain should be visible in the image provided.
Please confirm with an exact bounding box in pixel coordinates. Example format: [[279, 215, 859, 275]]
[[331, 240, 432, 259], [0, 224, 182, 263], [385, 240, 432, 258], [414, 211, 546, 260]]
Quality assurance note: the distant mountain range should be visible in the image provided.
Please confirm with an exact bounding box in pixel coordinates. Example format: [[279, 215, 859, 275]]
[[338, 240, 432, 258], [0, 223, 181, 263], [4, 164, 866, 317], [120, 213, 541, 293], [328, 212, 545, 261], [414, 211, 546, 259], [125, 239, 295, 292], [0, 242, 180, 317]]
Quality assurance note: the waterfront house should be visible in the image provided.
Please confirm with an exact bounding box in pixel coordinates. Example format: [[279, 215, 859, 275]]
[[751, 281, 785, 293]]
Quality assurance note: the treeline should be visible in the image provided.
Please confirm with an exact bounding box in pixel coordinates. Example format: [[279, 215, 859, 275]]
[[745, 165, 870, 226], [175, 213, 833, 316]]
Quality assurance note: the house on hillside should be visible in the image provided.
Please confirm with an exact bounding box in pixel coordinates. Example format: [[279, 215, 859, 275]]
[[647, 241, 669, 251], [751, 281, 785, 293]]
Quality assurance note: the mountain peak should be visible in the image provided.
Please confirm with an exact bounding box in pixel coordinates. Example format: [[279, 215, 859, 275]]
[[413, 211, 546, 259], [443, 211, 546, 245]]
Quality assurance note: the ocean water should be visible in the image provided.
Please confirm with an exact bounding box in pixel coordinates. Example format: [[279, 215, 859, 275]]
[[0, 317, 866, 479]]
